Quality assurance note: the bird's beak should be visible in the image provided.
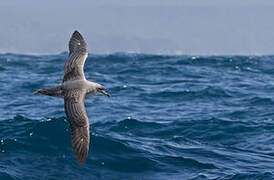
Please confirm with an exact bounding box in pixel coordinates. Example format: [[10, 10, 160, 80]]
[[100, 89, 110, 97]]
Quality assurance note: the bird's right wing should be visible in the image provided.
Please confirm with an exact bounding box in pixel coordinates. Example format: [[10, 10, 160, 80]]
[[64, 90, 90, 165], [63, 31, 88, 83]]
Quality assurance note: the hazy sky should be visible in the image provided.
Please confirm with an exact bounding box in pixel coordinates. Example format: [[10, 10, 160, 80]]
[[1, 0, 274, 55]]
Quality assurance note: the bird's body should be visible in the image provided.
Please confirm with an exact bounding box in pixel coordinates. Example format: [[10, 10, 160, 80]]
[[37, 80, 101, 98], [34, 31, 109, 165]]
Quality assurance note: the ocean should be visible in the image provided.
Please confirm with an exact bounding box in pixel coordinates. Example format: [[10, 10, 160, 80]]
[[0, 53, 273, 179]]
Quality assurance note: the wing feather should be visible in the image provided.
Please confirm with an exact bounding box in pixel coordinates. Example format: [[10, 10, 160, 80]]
[[63, 31, 88, 83], [64, 90, 90, 165]]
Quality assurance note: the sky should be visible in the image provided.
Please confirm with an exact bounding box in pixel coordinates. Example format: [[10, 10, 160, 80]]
[[0, 0, 274, 55]]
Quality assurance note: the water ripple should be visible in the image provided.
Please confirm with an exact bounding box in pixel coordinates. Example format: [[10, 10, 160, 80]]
[[0, 53, 274, 179]]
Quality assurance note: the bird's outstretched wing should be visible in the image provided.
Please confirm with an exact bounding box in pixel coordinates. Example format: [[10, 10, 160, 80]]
[[64, 90, 90, 165], [63, 31, 88, 83]]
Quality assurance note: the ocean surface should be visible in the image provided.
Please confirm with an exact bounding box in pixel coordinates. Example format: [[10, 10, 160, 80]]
[[0, 53, 274, 180]]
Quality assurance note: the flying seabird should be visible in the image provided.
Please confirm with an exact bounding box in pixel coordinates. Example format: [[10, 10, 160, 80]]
[[34, 31, 110, 165]]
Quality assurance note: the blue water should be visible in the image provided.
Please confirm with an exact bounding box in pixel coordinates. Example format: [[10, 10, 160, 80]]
[[0, 53, 274, 179]]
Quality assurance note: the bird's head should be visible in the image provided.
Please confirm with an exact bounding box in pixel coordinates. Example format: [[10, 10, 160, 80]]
[[96, 84, 110, 97]]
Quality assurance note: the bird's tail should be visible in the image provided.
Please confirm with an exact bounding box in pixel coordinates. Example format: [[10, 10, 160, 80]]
[[33, 86, 63, 97]]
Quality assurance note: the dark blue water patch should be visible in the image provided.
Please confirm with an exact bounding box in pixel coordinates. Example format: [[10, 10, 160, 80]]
[[220, 172, 274, 180], [144, 86, 233, 103], [0, 172, 15, 180], [0, 66, 5, 71], [248, 97, 274, 106], [0, 53, 274, 179], [157, 155, 217, 170]]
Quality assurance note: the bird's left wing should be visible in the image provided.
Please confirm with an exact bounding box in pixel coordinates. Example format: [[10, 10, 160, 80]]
[[64, 90, 90, 165], [63, 31, 88, 83]]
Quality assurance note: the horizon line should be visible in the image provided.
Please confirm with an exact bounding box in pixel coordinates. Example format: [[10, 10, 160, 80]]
[[0, 51, 273, 57]]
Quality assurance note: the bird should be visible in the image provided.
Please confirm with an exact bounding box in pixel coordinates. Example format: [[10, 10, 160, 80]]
[[34, 30, 110, 165]]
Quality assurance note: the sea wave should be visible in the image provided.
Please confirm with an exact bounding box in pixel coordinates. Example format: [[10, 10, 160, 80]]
[[1, 53, 274, 179]]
